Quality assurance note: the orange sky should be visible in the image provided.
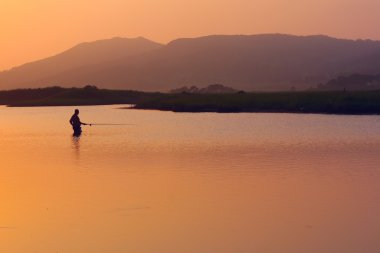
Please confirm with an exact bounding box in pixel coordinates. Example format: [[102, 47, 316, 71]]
[[1, 0, 380, 71]]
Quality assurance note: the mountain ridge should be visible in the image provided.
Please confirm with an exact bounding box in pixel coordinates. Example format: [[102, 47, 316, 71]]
[[1, 34, 380, 91], [0, 37, 162, 88]]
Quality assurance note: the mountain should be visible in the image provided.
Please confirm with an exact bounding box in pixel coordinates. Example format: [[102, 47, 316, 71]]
[[1, 34, 380, 91], [317, 74, 380, 90], [0, 37, 162, 89]]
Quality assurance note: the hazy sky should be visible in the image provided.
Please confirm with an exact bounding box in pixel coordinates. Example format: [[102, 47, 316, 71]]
[[1, 0, 380, 70]]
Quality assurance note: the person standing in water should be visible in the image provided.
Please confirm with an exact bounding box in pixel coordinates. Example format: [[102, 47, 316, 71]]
[[69, 109, 90, 136]]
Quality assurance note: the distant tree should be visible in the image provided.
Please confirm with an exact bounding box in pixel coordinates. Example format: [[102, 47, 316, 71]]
[[317, 74, 380, 91], [84, 85, 98, 90]]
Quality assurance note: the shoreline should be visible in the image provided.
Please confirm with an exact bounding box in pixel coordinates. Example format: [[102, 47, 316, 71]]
[[128, 106, 380, 116], [2, 86, 380, 115], [3, 103, 380, 116]]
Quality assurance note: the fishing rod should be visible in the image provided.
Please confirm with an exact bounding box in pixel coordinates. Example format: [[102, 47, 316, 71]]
[[85, 123, 136, 126]]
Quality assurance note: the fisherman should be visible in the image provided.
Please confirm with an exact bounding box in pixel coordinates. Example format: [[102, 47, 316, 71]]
[[69, 109, 90, 136]]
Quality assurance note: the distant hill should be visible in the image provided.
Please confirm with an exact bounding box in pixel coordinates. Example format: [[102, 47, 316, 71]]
[[170, 84, 238, 94], [0, 37, 162, 88], [1, 34, 380, 91], [317, 74, 380, 91]]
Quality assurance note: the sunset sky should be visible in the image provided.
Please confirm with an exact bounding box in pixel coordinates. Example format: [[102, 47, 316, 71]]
[[1, 0, 380, 70]]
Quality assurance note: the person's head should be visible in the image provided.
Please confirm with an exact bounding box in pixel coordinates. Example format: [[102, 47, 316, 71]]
[[75, 109, 79, 115]]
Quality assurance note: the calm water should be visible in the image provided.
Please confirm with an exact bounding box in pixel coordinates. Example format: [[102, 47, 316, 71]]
[[1, 105, 380, 253]]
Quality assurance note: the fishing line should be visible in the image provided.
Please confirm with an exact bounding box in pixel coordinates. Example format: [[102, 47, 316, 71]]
[[87, 123, 136, 126]]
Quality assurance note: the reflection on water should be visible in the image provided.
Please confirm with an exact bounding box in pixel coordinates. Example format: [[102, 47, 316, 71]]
[[1, 105, 380, 253], [72, 136, 81, 160]]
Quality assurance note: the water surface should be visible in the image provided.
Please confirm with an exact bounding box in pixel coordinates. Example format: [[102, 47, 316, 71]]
[[1, 105, 380, 253]]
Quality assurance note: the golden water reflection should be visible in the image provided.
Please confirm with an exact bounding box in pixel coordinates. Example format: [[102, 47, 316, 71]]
[[1, 106, 380, 253]]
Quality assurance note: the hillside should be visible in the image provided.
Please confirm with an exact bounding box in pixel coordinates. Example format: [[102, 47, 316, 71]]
[[1, 34, 380, 91], [317, 74, 380, 90], [0, 37, 162, 88]]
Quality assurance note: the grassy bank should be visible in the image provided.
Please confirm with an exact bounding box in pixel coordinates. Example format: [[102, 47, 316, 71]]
[[133, 91, 380, 114], [0, 86, 160, 107], [1, 86, 380, 114]]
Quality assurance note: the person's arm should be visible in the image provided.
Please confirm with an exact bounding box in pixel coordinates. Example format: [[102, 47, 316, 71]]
[[69, 116, 74, 126], [80, 119, 90, 126]]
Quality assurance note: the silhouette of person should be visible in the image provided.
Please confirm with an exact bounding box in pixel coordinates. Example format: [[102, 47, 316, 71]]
[[69, 109, 89, 136]]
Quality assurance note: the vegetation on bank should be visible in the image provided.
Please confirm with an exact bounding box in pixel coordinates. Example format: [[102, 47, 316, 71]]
[[1, 86, 380, 114], [0, 86, 160, 106], [134, 90, 380, 114]]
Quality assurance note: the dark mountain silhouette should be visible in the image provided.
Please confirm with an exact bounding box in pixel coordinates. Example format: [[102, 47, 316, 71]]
[[1, 34, 380, 91], [0, 37, 162, 88], [317, 74, 380, 90]]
